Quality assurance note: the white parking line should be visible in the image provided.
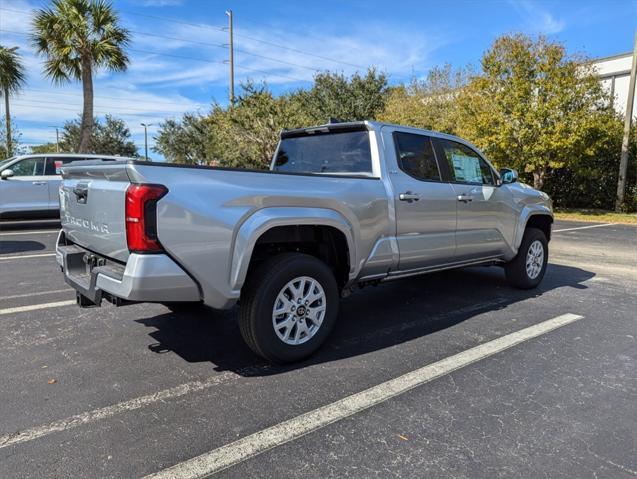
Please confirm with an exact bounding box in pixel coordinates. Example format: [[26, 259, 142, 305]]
[[0, 313, 584, 459], [141, 313, 584, 479], [553, 223, 617, 233], [0, 253, 56, 261], [0, 371, 245, 450], [0, 288, 72, 301], [0, 229, 59, 236], [0, 300, 75, 316]]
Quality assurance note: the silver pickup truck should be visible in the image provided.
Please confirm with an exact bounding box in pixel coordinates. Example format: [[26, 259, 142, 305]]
[[56, 121, 552, 362]]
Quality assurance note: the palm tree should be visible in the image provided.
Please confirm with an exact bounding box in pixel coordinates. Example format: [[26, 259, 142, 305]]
[[31, 0, 130, 153], [0, 45, 26, 157]]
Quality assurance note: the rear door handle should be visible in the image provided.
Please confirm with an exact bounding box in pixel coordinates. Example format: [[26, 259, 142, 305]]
[[457, 194, 473, 203], [32, 181, 47, 185], [399, 192, 420, 202]]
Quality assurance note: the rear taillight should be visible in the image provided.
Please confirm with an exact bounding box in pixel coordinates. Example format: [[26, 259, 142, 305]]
[[125, 184, 168, 253]]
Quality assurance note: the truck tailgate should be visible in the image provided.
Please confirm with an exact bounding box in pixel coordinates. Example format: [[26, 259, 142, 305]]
[[60, 162, 131, 263]]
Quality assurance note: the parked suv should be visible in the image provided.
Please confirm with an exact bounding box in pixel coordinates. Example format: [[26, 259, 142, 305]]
[[0, 153, 134, 219]]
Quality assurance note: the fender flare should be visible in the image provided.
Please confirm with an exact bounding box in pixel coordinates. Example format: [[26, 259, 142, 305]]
[[513, 205, 553, 252], [229, 207, 357, 291]]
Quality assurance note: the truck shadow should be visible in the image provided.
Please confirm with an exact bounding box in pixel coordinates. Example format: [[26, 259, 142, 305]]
[[136, 262, 594, 376], [0, 240, 47, 254]]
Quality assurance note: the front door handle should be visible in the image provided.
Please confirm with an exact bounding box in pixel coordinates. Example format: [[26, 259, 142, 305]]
[[399, 191, 420, 202], [32, 181, 47, 185], [457, 194, 473, 203]]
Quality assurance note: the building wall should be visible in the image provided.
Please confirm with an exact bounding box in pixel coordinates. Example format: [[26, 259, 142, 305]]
[[592, 52, 636, 118]]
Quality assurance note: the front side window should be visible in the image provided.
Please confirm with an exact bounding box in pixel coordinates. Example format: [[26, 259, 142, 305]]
[[438, 139, 494, 185], [0, 157, 17, 169], [394, 132, 440, 181], [274, 130, 373, 175], [10, 158, 45, 176]]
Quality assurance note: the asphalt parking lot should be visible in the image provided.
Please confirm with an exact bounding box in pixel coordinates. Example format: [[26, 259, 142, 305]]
[[0, 219, 635, 478]]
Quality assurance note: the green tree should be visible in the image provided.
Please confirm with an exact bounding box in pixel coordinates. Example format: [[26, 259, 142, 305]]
[[155, 83, 307, 168], [0, 45, 26, 157], [30, 142, 59, 154], [153, 113, 214, 165], [0, 117, 23, 158], [297, 68, 389, 123], [31, 0, 130, 153], [217, 83, 308, 168], [455, 34, 615, 190], [59, 115, 138, 156], [379, 64, 472, 134]]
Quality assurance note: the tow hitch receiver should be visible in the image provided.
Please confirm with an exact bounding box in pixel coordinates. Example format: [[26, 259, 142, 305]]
[[77, 291, 100, 308]]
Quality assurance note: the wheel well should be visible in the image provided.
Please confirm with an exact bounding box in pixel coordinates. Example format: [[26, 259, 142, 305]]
[[526, 214, 553, 242], [248, 225, 350, 287]]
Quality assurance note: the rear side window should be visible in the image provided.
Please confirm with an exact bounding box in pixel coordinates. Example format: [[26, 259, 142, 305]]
[[11, 158, 45, 176], [437, 139, 494, 185], [394, 132, 440, 181], [274, 130, 372, 175], [45, 157, 96, 175]]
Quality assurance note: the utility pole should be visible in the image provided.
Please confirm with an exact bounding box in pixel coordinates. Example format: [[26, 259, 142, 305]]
[[616, 30, 637, 211], [49, 126, 60, 152], [141, 123, 152, 160], [226, 10, 235, 106]]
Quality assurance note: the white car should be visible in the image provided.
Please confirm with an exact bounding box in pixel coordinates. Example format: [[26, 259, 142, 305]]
[[0, 153, 134, 219]]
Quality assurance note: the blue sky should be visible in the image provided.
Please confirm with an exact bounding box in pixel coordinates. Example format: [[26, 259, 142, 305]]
[[1, 0, 636, 159]]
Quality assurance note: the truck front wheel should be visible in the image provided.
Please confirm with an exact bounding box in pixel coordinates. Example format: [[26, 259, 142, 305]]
[[505, 227, 549, 289], [239, 253, 339, 363]]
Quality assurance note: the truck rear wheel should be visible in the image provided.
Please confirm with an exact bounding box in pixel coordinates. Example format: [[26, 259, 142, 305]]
[[238, 253, 339, 363], [505, 227, 548, 289]]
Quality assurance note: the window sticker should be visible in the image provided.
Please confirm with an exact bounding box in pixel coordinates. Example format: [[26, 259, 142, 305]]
[[451, 153, 482, 183]]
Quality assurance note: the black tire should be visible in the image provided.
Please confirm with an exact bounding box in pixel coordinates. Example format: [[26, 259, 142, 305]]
[[238, 253, 339, 363], [505, 227, 549, 289]]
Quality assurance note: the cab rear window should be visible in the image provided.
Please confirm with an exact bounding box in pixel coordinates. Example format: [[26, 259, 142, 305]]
[[273, 130, 373, 175]]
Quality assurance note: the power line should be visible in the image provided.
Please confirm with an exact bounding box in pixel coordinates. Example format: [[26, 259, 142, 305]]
[[128, 29, 320, 72], [0, 5, 365, 70], [118, 8, 366, 69], [11, 97, 189, 114], [232, 31, 365, 69], [0, 27, 311, 83], [22, 88, 201, 107], [127, 29, 223, 48], [0, 26, 319, 75], [129, 48, 310, 82], [10, 101, 176, 117]]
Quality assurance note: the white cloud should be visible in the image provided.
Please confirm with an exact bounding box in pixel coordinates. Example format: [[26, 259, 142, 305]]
[[511, 0, 566, 34], [2, 0, 446, 151], [141, 0, 183, 6]]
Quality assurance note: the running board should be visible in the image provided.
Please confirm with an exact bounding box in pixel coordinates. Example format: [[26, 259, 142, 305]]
[[381, 257, 504, 282]]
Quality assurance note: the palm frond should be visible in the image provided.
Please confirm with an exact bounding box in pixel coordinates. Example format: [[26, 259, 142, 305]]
[[30, 0, 130, 83], [0, 45, 27, 93]]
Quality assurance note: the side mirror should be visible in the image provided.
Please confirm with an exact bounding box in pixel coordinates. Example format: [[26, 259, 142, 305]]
[[499, 168, 518, 184], [0, 169, 14, 180]]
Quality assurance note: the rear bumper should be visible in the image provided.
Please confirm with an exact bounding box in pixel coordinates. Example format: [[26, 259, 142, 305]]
[[56, 231, 200, 305]]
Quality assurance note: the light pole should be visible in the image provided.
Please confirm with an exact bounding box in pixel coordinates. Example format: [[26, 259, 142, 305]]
[[616, 30, 637, 211], [140, 123, 152, 161], [226, 10, 235, 106]]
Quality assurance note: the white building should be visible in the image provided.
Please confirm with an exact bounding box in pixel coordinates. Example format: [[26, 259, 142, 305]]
[[592, 52, 636, 118]]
